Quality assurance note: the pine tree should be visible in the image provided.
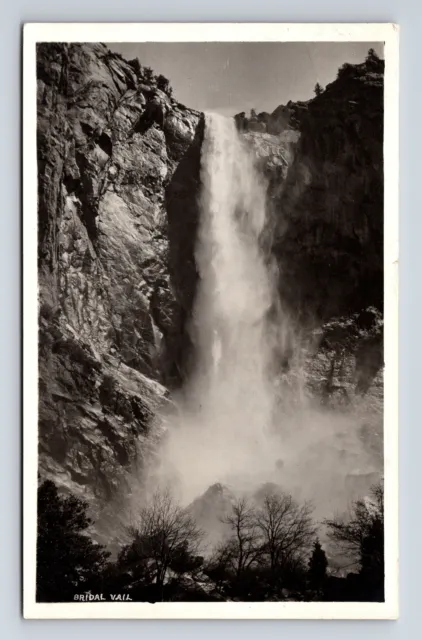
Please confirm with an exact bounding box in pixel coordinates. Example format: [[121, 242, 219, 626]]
[[143, 66, 154, 83], [314, 82, 323, 96], [366, 48, 379, 62], [308, 539, 328, 593], [156, 74, 173, 97], [36, 480, 110, 602], [365, 48, 381, 71], [128, 58, 142, 78]]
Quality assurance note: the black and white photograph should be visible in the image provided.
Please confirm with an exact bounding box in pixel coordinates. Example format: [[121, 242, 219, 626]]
[[23, 23, 399, 619]]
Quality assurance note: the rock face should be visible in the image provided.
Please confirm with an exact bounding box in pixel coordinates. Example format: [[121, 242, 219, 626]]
[[37, 43, 203, 502], [37, 43, 384, 509], [272, 55, 384, 324], [189, 483, 237, 547]]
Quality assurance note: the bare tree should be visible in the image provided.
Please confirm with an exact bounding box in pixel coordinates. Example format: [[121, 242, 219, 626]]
[[119, 489, 204, 599], [255, 491, 315, 594], [256, 492, 315, 569], [205, 498, 264, 599], [208, 492, 315, 599], [219, 498, 262, 580]]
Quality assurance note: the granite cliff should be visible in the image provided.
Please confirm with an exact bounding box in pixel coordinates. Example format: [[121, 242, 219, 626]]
[[272, 54, 384, 324], [37, 43, 204, 504]]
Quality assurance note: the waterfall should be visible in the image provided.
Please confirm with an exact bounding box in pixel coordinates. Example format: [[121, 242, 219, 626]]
[[151, 113, 285, 503], [194, 114, 275, 400]]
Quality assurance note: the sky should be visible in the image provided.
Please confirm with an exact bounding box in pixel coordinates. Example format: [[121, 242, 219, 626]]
[[107, 42, 384, 117]]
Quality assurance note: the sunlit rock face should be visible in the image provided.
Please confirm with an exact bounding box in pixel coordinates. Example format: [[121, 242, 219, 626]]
[[37, 43, 203, 503]]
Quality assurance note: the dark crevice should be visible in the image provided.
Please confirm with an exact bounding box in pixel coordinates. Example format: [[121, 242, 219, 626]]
[[96, 132, 113, 157], [162, 116, 204, 387]]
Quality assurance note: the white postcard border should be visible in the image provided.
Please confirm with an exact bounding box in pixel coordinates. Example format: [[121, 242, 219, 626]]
[[23, 22, 399, 620]]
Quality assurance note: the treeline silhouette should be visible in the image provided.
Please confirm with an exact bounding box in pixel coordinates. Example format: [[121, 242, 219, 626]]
[[36, 480, 384, 603]]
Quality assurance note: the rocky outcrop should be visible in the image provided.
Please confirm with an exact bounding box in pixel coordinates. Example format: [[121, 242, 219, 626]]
[[189, 483, 237, 547], [235, 100, 309, 136], [37, 43, 203, 501], [306, 306, 383, 408]]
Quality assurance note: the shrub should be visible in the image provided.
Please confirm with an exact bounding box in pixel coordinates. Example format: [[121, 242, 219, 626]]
[[143, 66, 154, 83], [325, 483, 384, 601], [128, 58, 142, 78], [156, 74, 173, 96]]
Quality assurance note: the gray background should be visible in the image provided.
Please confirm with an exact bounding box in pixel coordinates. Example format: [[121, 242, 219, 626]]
[[1, 0, 418, 636]]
